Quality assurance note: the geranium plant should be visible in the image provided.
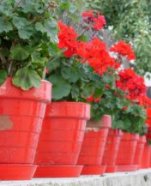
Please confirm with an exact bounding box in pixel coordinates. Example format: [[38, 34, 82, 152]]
[[86, 34, 148, 134], [0, 0, 57, 90], [46, 11, 119, 101], [107, 53, 147, 134], [46, 8, 148, 135], [88, 72, 147, 134]]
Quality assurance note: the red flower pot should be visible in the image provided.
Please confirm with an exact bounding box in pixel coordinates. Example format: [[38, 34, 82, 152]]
[[35, 102, 90, 177], [103, 129, 123, 173], [116, 133, 139, 172], [78, 115, 111, 175], [134, 136, 146, 168], [141, 144, 151, 169], [0, 78, 51, 180]]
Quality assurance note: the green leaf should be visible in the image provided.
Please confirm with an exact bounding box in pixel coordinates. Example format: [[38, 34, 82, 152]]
[[12, 16, 34, 39], [12, 68, 41, 90], [0, 1, 13, 16], [48, 42, 60, 56], [10, 45, 30, 61], [61, 67, 80, 83], [47, 60, 60, 72], [44, 20, 58, 42], [78, 34, 88, 41], [35, 22, 45, 33], [81, 84, 95, 98], [94, 88, 104, 97], [112, 120, 125, 130], [60, 2, 70, 10], [71, 86, 80, 100], [0, 17, 13, 33], [13, 16, 30, 30], [0, 70, 7, 85], [18, 27, 33, 40], [31, 51, 47, 67], [49, 75, 71, 100]]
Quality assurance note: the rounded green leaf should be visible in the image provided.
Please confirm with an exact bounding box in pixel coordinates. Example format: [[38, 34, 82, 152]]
[[49, 75, 71, 100], [0, 70, 7, 85], [12, 67, 41, 90], [10, 45, 30, 61]]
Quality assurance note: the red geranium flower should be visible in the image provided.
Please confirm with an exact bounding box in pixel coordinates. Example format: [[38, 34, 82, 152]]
[[138, 95, 151, 108], [116, 69, 146, 100], [77, 38, 119, 75], [110, 40, 136, 60], [58, 21, 78, 57], [93, 15, 106, 31], [82, 10, 94, 18], [82, 10, 106, 31]]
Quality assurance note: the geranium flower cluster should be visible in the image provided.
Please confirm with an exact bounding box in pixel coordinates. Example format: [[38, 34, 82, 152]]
[[138, 95, 151, 108], [82, 10, 106, 31], [57, 10, 151, 132], [110, 40, 136, 61], [116, 68, 146, 100], [58, 21, 78, 58], [76, 38, 119, 75], [58, 21, 119, 76]]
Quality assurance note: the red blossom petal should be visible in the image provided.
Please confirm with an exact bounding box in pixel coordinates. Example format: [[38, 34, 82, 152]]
[[110, 40, 136, 60], [58, 21, 78, 57]]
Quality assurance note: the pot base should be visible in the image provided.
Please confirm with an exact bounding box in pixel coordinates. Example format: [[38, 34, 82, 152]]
[[117, 164, 138, 172], [81, 165, 106, 175], [0, 164, 37, 180], [34, 165, 83, 177], [105, 165, 117, 173]]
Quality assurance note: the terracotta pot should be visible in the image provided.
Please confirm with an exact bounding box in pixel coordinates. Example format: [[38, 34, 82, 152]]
[[35, 101, 90, 177], [116, 132, 139, 172], [0, 78, 51, 180], [78, 115, 111, 175], [141, 143, 151, 169], [103, 129, 123, 173], [134, 136, 146, 167]]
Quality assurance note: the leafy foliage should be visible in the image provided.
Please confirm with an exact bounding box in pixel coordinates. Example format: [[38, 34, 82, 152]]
[[90, 83, 147, 134], [46, 2, 148, 135], [112, 103, 147, 135], [46, 53, 104, 101], [0, 0, 57, 90]]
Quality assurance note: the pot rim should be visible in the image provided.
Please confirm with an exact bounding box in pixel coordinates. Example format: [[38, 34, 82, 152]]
[[46, 101, 90, 119], [0, 78, 51, 103]]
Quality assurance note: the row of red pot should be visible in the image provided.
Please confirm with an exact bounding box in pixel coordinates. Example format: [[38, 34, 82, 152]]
[[0, 79, 91, 180], [0, 79, 150, 180], [79, 127, 151, 175], [35, 112, 151, 177]]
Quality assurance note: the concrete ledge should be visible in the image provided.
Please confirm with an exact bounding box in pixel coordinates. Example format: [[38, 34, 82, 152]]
[[0, 169, 151, 186]]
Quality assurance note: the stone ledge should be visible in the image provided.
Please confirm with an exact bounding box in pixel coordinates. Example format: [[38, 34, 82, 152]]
[[0, 169, 151, 186]]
